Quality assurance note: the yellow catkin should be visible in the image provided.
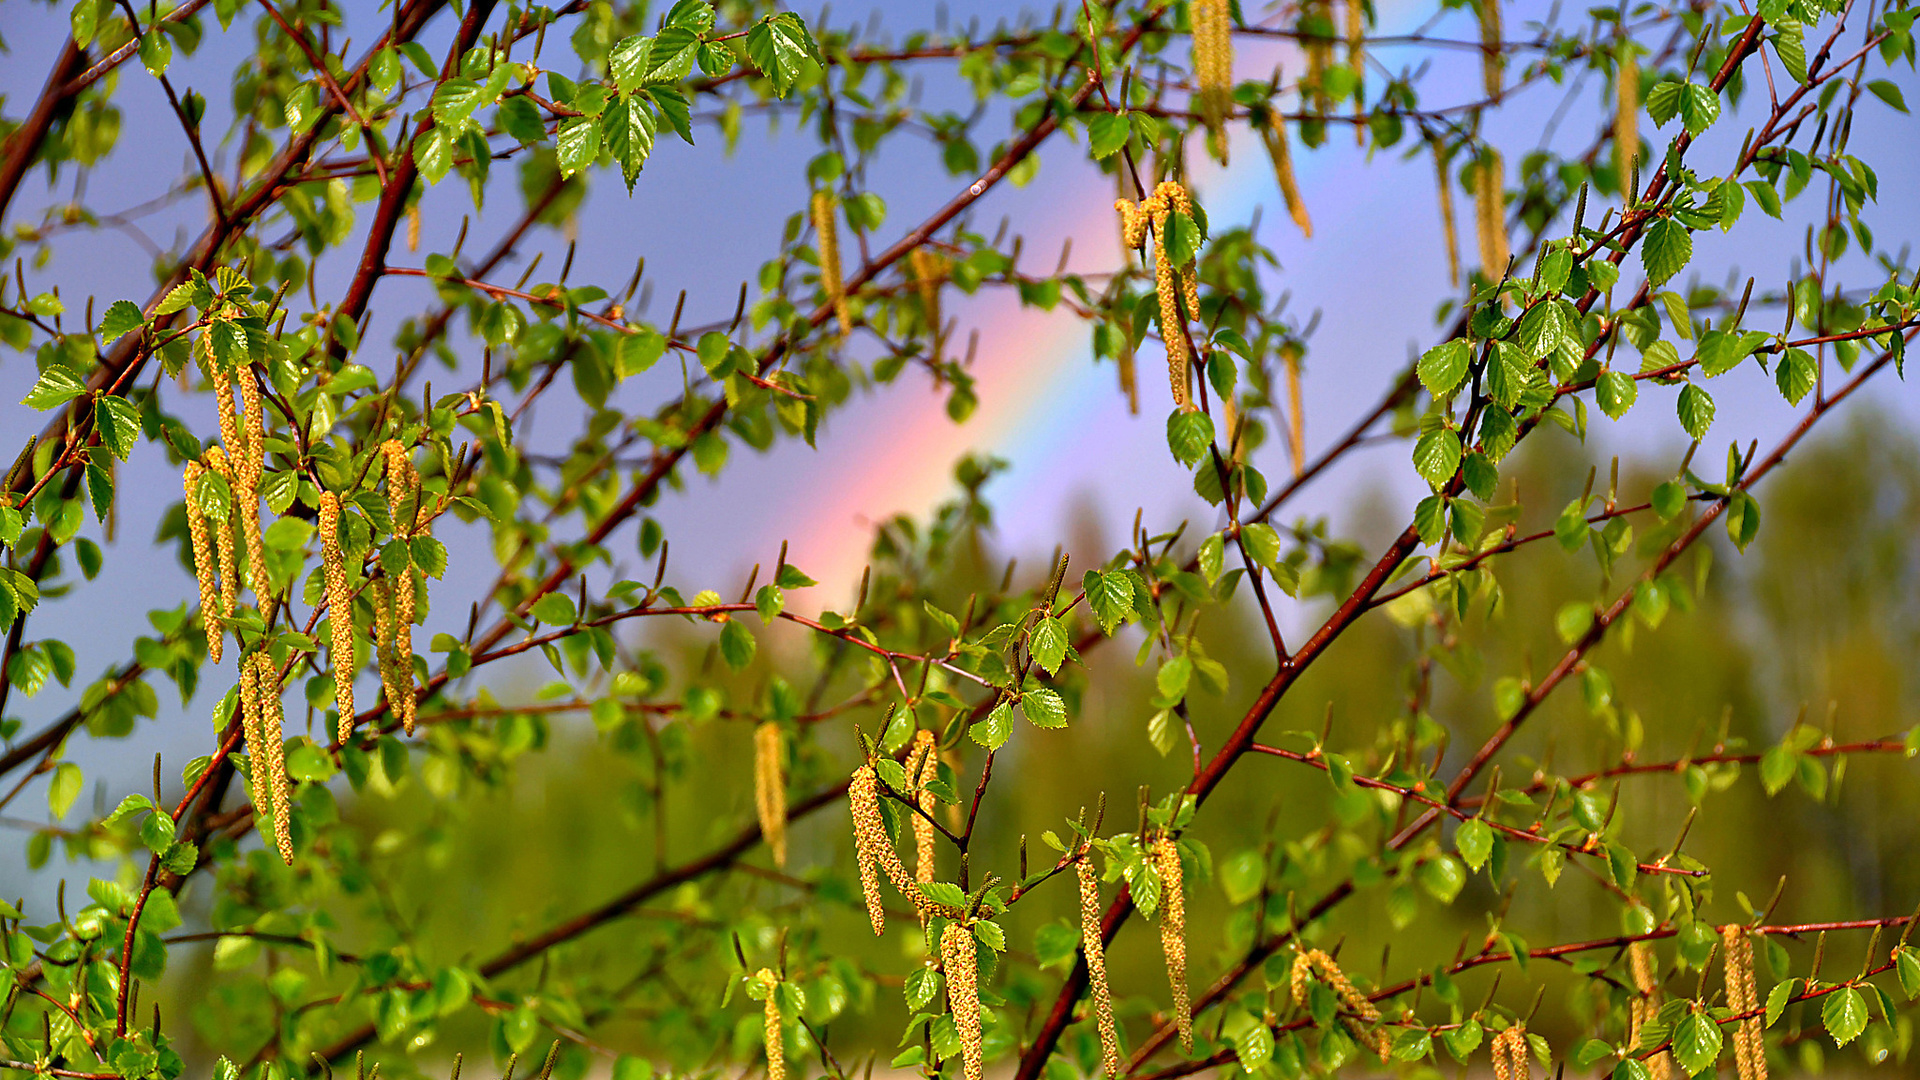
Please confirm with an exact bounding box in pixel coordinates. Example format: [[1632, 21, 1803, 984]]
[[236, 369, 269, 610], [205, 448, 239, 627], [1479, 0, 1505, 98], [1115, 198, 1149, 251], [250, 652, 294, 864], [1432, 139, 1461, 286], [1629, 941, 1673, 1080], [1348, 0, 1367, 141], [1305, 0, 1332, 114], [911, 730, 938, 884], [755, 722, 788, 868], [1492, 1024, 1529, 1080], [1158, 182, 1203, 316], [1151, 836, 1193, 1051], [1282, 343, 1307, 477], [383, 443, 418, 733], [942, 921, 984, 1080], [1078, 857, 1120, 1078], [1290, 952, 1313, 1008], [1474, 148, 1510, 280], [849, 765, 890, 935], [909, 247, 945, 360], [1147, 188, 1193, 411], [184, 463, 221, 665], [1723, 927, 1767, 1080], [1616, 51, 1640, 186], [811, 190, 852, 338], [236, 649, 265, 821], [757, 969, 785, 1080], [211, 360, 241, 468], [370, 577, 401, 729], [317, 493, 355, 742], [1304, 948, 1388, 1058], [406, 204, 421, 253], [1191, 0, 1232, 161], [1258, 113, 1313, 239]]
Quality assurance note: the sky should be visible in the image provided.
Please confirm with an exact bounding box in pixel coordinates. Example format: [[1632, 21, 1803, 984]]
[[1, 0, 1916, 898]]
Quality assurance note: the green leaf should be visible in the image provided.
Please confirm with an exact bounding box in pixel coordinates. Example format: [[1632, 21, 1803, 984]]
[[1896, 948, 1920, 1000], [746, 13, 821, 97], [602, 93, 657, 193], [1670, 1009, 1723, 1075], [1866, 79, 1908, 113], [1455, 818, 1493, 872], [1029, 617, 1068, 676], [413, 127, 453, 185], [529, 594, 577, 625], [95, 395, 140, 460], [1418, 339, 1471, 397], [1166, 409, 1215, 466], [1676, 384, 1715, 439], [1412, 429, 1463, 488], [609, 35, 655, 92], [1596, 370, 1638, 419], [431, 78, 487, 130], [1020, 686, 1067, 729], [98, 300, 144, 345], [1725, 490, 1760, 551], [23, 367, 87, 410], [1088, 112, 1131, 158], [970, 701, 1012, 749], [556, 116, 601, 177], [1678, 84, 1720, 135], [719, 619, 756, 670], [1642, 219, 1692, 286], [1651, 480, 1687, 520], [48, 761, 83, 818], [1822, 985, 1867, 1046], [139, 30, 172, 77], [1240, 522, 1282, 571]]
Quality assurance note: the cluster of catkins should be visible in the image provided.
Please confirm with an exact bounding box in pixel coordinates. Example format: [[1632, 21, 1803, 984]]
[[1490, 1023, 1531, 1080], [1291, 947, 1391, 1059], [1722, 927, 1769, 1080], [1114, 181, 1203, 411]]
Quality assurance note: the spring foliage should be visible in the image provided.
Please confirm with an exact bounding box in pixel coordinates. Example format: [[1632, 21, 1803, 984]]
[[0, 1, 1919, 1080]]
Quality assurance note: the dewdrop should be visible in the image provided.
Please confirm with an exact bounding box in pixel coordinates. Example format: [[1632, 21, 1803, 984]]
[[318, 493, 355, 742], [811, 190, 852, 338], [1078, 857, 1120, 1077], [184, 463, 222, 664], [755, 722, 788, 867], [1151, 835, 1193, 1051], [941, 921, 984, 1080]]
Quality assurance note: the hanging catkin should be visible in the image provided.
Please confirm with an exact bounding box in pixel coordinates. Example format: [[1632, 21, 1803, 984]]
[[1479, 0, 1505, 98], [205, 448, 239, 628], [370, 577, 402, 730], [250, 652, 294, 864], [1147, 186, 1195, 411], [850, 764, 891, 935], [1473, 148, 1510, 280], [1191, 0, 1232, 161], [237, 651, 267, 830], [1290, 951, 1314, 1008], [1258, 112, 1313, 239], [1616, 48, 1640, 186], [909, 247, 945, 359], [1150, 836, 1193, 1051], [317, 493, 355, 742], [211, 358, 241, 467], [1078, 857, 1121, 1077], [406, 204, 421, 252], [1305, 0, 1332, 114], [1628, 941, 1673, 1080], [236, 369, 270, 612], [184, 463, 222, 664], [1159, 182, 1203, 316], [383, 443, 418, 734], [1431, 138, 1462, 286], [1300, 948, 1388, 1057], [1348, 0, 1367, 142], [1491, 1024, 1529, 1080], [942, 921, 984, 1080], [911, 729, 938, 884], [811, 190, 852, 338], [755, 722, 788, 867], [757, 969, 785, 1080], [1722, 926, 1767, 1080], [1281, 343, 1307, 477]]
